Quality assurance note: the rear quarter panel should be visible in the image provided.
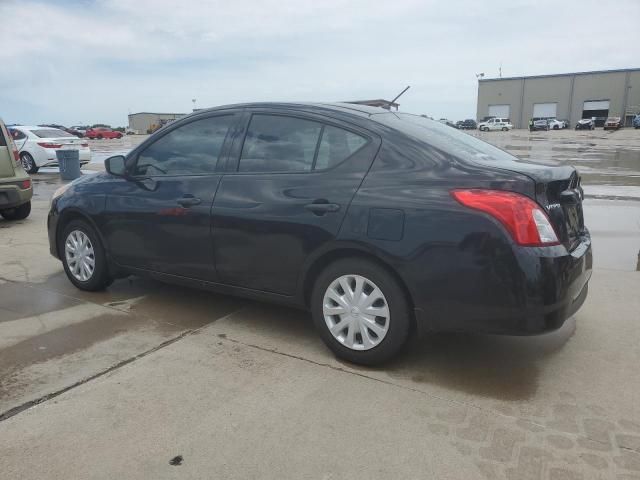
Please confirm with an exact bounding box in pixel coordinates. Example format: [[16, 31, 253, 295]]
[[337, 135, 539, 332]]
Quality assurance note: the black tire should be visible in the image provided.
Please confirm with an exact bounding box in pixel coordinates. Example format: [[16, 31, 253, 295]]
[[311, 258, 411, 365], [553, 125, 559, 130], [97, 134, 103, 140], [1, 201, 31, 220], [20, 152, 38, 173], [60, 219, 112, 291], [501, 127, 508, 131]]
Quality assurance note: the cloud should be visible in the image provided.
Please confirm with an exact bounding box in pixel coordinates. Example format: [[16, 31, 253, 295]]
[[1, 0, 638, 125]]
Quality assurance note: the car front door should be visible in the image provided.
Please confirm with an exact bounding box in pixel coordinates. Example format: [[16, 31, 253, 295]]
[[211, 111, 379, 295], [100, 112, 240, 281]]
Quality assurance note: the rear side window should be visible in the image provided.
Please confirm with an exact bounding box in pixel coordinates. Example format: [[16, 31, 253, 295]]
[[134, 115, 234, 176], [10, 129, 27, 140], [0, 127, 6, 146], [239, 115, 322, 173], [33, 129, 73, 138], [315, 125, 367, 170]]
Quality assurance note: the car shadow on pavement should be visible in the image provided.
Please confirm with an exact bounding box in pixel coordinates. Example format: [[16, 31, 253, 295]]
[[383, 320, 576, 401], [9, 271, 576, 404]]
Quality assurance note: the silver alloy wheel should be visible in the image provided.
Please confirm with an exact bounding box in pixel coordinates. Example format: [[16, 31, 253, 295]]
[[21, 154, 33, 171], [323, 274, 390, 351], [64, 230, 96, 282]]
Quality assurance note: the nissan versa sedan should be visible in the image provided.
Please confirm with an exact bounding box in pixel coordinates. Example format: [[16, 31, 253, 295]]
[[47, 103, 592, 365]]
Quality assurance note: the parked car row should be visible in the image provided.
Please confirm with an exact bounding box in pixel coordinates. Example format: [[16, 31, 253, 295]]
[[9, 126, 91, 173], [26, 124, 124, 139]]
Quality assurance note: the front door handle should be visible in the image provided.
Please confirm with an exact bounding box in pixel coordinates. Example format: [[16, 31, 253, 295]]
[[305, 201, 340, 215], [177, 195, 202, 207]]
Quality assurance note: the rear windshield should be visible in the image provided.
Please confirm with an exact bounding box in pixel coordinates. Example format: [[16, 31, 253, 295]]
[[375, 113, 518, 165], [32, 129, 74, 138]]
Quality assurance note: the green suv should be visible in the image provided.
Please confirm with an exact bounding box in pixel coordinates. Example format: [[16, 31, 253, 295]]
[[0, 118, 33, 220]]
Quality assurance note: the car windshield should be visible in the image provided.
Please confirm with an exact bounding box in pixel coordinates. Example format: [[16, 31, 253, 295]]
[[376, 113, 518, 164], [32, 128, 74, 138]]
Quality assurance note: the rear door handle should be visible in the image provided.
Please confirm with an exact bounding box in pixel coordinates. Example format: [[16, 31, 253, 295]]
[[305, 202, 340, 215], [177, 195, 202, 207]]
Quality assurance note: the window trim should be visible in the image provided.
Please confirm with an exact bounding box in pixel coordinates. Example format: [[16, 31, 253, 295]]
[[231, 112, 372, 176], [129, 113, 237, 178]]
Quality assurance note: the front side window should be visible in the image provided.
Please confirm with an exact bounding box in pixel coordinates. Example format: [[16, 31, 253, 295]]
[[239, 115, 322, 173], [134, 115, 233, 176], [315, 125, 367, 170]]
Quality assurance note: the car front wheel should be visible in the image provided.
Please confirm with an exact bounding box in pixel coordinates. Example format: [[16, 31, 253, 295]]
[[311, 258, 411, 365], [61, 220, 112, 291]]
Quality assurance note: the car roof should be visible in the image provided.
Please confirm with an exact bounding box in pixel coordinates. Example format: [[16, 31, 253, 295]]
[[9, 125, 59, 131], [193, 101, 393, 118]]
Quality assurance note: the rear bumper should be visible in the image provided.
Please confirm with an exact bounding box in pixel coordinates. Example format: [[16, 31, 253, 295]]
[[0, 184, 33, 210], [412, 232, 593, 336], [40, 148, 91, 167]]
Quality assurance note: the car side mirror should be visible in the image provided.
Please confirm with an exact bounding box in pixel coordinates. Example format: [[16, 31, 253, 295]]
[[105, 155, 126, 176]]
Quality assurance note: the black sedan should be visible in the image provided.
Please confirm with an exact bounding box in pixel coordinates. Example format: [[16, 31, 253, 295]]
[[48, 103, 592, 365], [456, 119, 478, 130]]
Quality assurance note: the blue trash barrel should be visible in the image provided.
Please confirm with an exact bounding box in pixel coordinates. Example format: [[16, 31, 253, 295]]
[[56, 149, 82, 180]]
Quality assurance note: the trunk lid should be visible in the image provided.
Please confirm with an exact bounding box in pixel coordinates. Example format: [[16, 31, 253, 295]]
[[469, 157, 586, 250], [46, 137, 87, 147]]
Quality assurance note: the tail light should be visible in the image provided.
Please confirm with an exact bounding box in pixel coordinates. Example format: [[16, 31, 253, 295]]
[[451, 189, 559, 246], [37, 142, 63, 149], [12, 148, 20, 165], [19, 179, 31, 189]]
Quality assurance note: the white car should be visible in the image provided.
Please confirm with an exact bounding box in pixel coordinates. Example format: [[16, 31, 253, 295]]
[[547, 119, 564, 130], [8, 126, 91, 173], [478, 117, 513, 131]]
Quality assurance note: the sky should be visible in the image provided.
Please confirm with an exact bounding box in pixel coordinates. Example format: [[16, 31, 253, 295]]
[[1, 0, 638, 127]]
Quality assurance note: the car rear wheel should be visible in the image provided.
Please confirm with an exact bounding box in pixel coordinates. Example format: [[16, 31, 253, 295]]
[[20, 152, 38, 173], [311, 258, 411, 365], [97, 134, 103, 140], [1, 201, 31, 220], [501, 127, 508, 131], [61, 220, 112, 291]]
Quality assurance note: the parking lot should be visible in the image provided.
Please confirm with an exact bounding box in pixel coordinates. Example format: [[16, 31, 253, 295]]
[[1, 129, 639, 479]]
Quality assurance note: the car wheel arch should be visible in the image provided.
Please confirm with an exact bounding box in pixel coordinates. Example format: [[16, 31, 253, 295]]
[[56, 209, 108, 259], [301, 247, 416, 329]]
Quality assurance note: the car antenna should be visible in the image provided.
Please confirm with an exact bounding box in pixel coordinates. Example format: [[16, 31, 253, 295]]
[[388, 86, 410, 109]]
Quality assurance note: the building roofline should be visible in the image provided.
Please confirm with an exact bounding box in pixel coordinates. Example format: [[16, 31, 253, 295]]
[[479, 67, 640, 82], [128, 112, 187, 116]]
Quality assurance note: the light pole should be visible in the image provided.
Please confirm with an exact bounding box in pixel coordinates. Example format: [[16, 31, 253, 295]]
[[192, 98, 197, 111]]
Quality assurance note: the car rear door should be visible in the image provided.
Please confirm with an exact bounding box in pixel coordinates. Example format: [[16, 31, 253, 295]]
[[211, 110, 379, 295], [100, 111, 241, 281]]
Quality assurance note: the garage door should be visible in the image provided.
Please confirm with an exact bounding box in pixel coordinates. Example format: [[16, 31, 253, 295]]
[[533, 103, 557, 118], [583, 100, 610, 110], [488, 104, 510, 118]]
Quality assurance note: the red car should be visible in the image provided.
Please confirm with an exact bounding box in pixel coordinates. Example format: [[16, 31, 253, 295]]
[[85, 127, 123, 139]]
